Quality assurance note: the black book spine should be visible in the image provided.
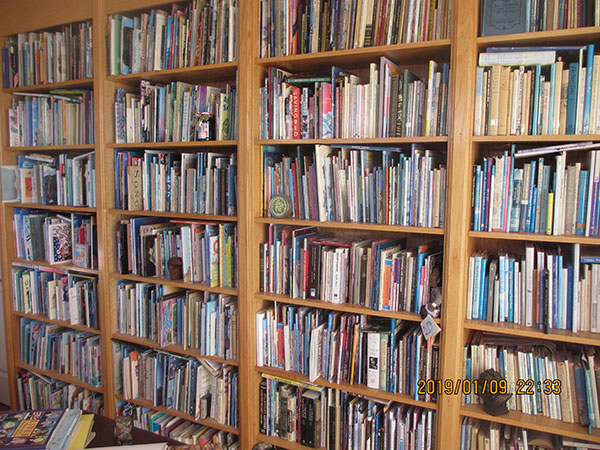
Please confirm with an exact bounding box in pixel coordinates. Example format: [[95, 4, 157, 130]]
[[259, 379, 267, 434]]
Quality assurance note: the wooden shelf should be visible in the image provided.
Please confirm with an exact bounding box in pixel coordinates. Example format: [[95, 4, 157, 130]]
[[472, 134, 600, 143], [112, 333, 239, 366], [3, 78, 93, 93], [477, 27, 600, 48], [106, 62, 238, 85], [15, 362, 103, 393], [256, 137, 448, 145], [5, 144, 95, 152], [109, 209, 237, 222], [461, 404, 600, 444], [464, 320, 600, 346], [7, 203, 96, 213], [11, 258, 99, 275], [469, 230, 600, 245], [14, 311, 99, 334], [110, 272, 238, 295], [256, 433, 326, 450], [255, 217, 445, 235], [107, 141, 237, 148], [257, 292, 439, 323], [256, 39, 451, 71], [114, 394, 240, 435], [259, 366, 437, 410]]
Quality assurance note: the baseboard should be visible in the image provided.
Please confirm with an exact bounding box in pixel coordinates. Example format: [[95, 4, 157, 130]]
[[0, 371, 9, 405]]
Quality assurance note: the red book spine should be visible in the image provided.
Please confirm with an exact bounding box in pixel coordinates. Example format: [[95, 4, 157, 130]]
[[291, 87, 301, 139]]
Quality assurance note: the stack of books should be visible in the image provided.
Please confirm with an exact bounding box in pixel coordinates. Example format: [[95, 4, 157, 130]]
[[114, 81, 236, 143], [258, 0, 451, 57], [2, 21, 93, 88], [12, 266, 98, 328], [108, 0, 237, 75], [261, 61, 449, 139], [20, 319, 102, 387], [8, 90, 94, 147], [114, 149, 236, 216], [260, 374, 436, 448], [474, 45, 600, 136], [116, 283, 238, 359]]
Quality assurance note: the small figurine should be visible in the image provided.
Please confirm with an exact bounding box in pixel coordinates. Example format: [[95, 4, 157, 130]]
[[477, 368, 512, 416], [168, 257, 183, 280]]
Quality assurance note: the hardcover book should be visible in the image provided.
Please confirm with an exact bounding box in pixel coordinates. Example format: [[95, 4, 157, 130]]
[[0, 409, 69, 450], [481, 0, 527, 36]]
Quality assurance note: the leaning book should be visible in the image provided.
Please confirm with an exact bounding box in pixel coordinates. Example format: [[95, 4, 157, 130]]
[[0, 409, 81, 450]]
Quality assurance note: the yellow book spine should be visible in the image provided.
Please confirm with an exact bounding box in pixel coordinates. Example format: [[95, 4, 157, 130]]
[[546, 192, 554, 235]]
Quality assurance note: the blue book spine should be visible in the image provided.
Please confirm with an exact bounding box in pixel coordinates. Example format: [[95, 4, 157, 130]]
[[526, 160, 537, 232], [583, 45, 595, 134], [508, 258, 515, 323], [577, 170, 589, 235], [499, 255, 506, 321], [530, 187, 538, 233], [481, 272, 489, 320], [481, 159, 489, 231], [558, 0, 565, 29], [566, 63, 579, 134], [473, 165, 482, 231], [479, 257, 488, 320], [472, 256, 481, 319]]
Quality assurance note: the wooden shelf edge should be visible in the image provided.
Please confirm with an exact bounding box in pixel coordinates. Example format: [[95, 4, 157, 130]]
[[107, 141, 237, 148], [255, 217, 445, 234], [106, 62, 238, 82], [11, 258, 99, 275], [256, 433, 326, 450], [13, 311, 99, 334], [256, 39, 452, 65], [112, 333, 239, 366], [257, 292, 440, 323], [472, 134, 600, 143], [109, 209, 237, 222], [7, 203, 96, 213], [110, 273, 238, 295], [461, 404, 600, 443], [256, 137, 449, 145], [5, 144, 95, 152], [15, 362, 103, 393], [258, 366, 437, 410], [477, 27, 600, 46], [3, 78, 93, 93], [469, 231, 600, 245], [114, 395, 240, 435]]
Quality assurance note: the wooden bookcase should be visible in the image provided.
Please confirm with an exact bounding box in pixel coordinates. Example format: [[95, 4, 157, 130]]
[[0, 0, 599, 448]]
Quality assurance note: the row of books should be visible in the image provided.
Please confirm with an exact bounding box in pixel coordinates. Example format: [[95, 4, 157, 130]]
[[257, 304, 439, 399], [463, 332, 600, 428], [2, 21, 93, 88], [17, 370, 104, 414], [8, 90, 95, 147], [12, 266, 98, 329], [472, 144, 600, 237], [108, 0, 237, 76], [14, 209, 98, 269], [114, 149, 236, 216], [481, 0, 600, 36], [116, 281, 238, 359], [5, 152, 96, 207], [259, 374, 436, 449], [116, 401, 239, 447], [461, 417, 598, 450], [114, 81, 236, 143], [262, 144, 446, 227], [467, 244, 599, 333], [114, 343, 238, 426], [260, 225, 443, 314], [258, 0, 451, 57], [20, 319, 102, 387], [116, 219, 237, 288], [474, 45, 599, 137], [261, 61, 449, 139]]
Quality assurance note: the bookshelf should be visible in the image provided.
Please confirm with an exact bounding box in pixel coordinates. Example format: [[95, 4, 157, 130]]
[[0, 0, 598, 449]]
